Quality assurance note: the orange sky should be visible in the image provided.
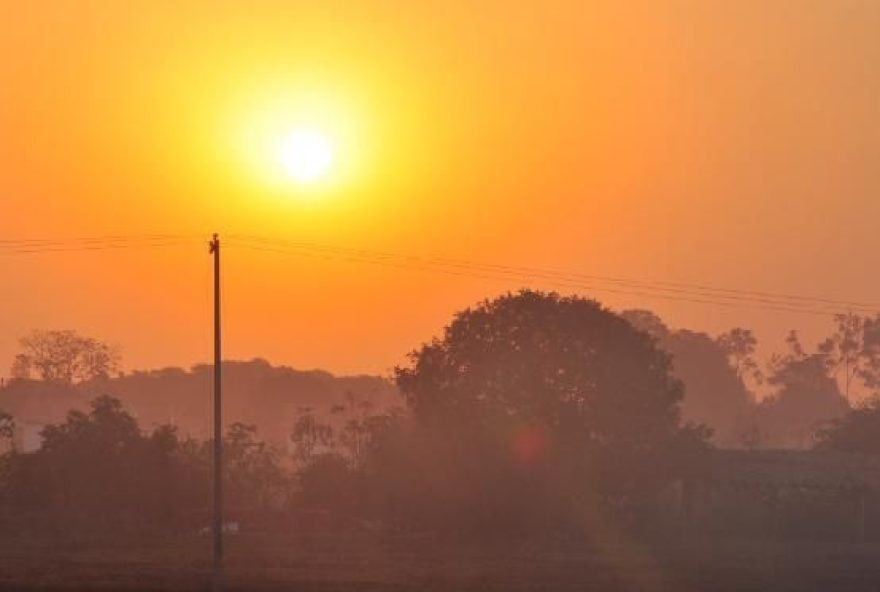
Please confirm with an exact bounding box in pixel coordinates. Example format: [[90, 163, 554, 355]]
[[1, 1, 879, 377]]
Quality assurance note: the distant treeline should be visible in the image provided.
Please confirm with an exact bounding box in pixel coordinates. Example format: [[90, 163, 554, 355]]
[[621, 310, 869, 449], [2, 302, 874, 453], [1, 291, 880, 538], [0, 357, 398, 449]]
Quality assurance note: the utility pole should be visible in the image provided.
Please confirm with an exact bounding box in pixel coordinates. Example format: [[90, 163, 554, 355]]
[[209, 233, 223, 592]]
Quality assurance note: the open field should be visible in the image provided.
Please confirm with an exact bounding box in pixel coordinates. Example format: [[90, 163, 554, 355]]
[[2, 533, 880, 591]]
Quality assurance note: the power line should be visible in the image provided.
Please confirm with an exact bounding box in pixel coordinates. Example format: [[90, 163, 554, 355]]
[[1, 232, 876, 317], [0, 235, 202, 255], [227, 234, 877, 310], [225, 235, 879, 316], [229, 241, 793, 312], [225, 243, 840, 317], [0, 233, 200, 245]]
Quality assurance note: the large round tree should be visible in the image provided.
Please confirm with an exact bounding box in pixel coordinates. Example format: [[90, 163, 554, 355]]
[[392, 290, 708, 531]]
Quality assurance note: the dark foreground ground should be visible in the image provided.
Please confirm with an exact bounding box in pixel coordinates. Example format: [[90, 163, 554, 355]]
[[1, 533, 880, 592]]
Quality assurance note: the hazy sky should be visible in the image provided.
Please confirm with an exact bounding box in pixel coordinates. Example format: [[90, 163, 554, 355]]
[[1, 1, 879, 377]]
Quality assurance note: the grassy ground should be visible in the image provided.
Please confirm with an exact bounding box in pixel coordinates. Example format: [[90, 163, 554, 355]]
[[1, 533, 880, 591]]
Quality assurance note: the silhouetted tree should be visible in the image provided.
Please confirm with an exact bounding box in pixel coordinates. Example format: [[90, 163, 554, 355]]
[[9, 395, 169, 529], [392, 291, 710, 532], [621, 311, 756, 447], [295, 401, 405, 519], [0, 396, 286, 534], [290, 409, 334, 465], [619, 309, 669, 341], [225, 422, 288, 512], [11, 329, 120, 384], [663, 329, 756, 447], [815, 396, 880, 453], [760, 331, 849, 448], [815, 313, 880, 404], [861, 316, 880, 394], [336, 392, 377, 468], [717, 327, 763, 386], [297, 452, 356, 511], [819, 313, 864, 404]]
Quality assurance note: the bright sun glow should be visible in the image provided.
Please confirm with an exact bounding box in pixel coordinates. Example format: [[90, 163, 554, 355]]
[[229, 87, 366, 196], [276, 130, 334, 183]]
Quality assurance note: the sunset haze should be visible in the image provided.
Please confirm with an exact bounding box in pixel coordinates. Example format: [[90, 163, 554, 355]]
[[2, 1, 879, 376]]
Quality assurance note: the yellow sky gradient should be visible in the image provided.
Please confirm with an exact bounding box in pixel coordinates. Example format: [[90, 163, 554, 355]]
[[1, 1, 879, 376]]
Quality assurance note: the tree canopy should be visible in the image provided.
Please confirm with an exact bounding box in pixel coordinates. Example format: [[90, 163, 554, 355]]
[[10, 329, 120, 384], [620, 310, 756, 447], [0, 396, 286, 533], [398, 291, 689, 444], [814, 397, 880, 453], [392, 291, 709, 530]]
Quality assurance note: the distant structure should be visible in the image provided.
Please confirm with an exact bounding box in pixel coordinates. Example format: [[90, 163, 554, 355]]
[[681, 450, 880, 542]]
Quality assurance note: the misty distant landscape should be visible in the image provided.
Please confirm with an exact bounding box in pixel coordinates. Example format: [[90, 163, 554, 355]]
[[1, 358, 398, 452], [5, 1, 880, 590], [1, 305, 862, 453], [3, 293, 880, 590]]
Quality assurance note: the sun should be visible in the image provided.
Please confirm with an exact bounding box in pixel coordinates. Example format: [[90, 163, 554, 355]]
[[229, 88, 362, 193], [276, 129, 334, 183]]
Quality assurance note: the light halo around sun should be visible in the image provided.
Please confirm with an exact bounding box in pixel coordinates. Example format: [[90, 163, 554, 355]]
[[227, 86, 371, 200]]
